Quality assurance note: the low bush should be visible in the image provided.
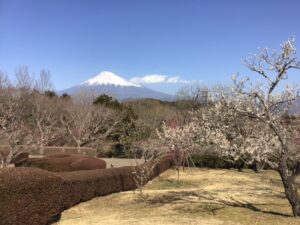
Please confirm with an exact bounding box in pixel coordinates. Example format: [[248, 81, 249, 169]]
[[0, 154, 173, 225], [125, 146, 144, 158], [99, 144, 144, 159], [18, 154, 107, 172], [0, 167, 63, 225], [189, 152, 245, 169], [110, 143, 126, 158]]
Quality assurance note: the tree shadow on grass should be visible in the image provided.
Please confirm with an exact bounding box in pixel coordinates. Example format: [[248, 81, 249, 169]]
[[206, 195, 291, 218], [143, 190, 292, 218]]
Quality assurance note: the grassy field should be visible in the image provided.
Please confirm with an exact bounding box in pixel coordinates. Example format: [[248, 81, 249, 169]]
[[55, 168, 300, 225]]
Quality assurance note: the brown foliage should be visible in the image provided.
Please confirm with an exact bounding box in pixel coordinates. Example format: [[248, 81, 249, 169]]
[[0, 155, 173, 225], [19, 154, 106, 172]]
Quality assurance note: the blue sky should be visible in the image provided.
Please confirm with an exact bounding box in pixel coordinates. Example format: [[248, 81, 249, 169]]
[[0, 0, 300, 94]]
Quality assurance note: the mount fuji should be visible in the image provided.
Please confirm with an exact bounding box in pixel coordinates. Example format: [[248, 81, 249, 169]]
[[60, 71, 174, 101]]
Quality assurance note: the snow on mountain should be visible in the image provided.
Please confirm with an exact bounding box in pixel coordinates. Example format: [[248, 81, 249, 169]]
[[60, 71, 174, 101], [82, 71, 141, 87]]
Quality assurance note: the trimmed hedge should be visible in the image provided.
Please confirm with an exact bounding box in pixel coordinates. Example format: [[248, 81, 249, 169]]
[[0, 168, 63, 225], [0, 155, 173, 225], [19, 154, 107, 172], [58, 166, 136, 209]]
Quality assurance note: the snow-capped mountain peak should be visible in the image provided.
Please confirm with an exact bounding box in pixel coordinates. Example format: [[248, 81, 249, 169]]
[[61, 71, 174, 101], [82, 71, 141, 87]]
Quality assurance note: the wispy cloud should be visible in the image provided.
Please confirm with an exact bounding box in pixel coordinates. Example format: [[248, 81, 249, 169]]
[[130, 74, 190, 84]]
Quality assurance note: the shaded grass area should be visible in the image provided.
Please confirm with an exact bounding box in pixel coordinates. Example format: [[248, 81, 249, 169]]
[[55, 168, 300, 225]]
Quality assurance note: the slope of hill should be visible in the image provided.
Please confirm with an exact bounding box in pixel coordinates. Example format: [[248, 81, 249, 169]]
[[60, 71, 174, 101]]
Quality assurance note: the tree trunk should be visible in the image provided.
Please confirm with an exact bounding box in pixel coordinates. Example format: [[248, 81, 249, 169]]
[[77, 141, 82, 153], [254, 161, 265, 173], [278, 157, 300, 217], [40, 146, 44, 155], [237, 161, 244, 172]]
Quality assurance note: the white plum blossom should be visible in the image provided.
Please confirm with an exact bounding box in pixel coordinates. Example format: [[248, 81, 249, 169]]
[[158, 38, 300, 217]]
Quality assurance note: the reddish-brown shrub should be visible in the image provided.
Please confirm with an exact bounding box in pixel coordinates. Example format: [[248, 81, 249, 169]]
[[0, 167, 63, 225], [19, 154, 106, 172], [0, 155, 173, 225], [70, 157, 106, 170]]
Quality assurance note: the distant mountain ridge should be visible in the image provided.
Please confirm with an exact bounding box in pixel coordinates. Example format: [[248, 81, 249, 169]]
[[60, 71, 174, 101]]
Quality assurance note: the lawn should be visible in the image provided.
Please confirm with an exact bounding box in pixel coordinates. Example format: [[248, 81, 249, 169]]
[[54, 168, 300, 225]]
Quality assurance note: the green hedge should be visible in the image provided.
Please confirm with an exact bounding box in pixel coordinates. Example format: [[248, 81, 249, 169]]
[[189, 153, 245, 169], [98, 144, 144, 158]]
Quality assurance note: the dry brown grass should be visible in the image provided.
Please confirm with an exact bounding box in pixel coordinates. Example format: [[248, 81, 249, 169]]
[[55, 168, 300, 225]]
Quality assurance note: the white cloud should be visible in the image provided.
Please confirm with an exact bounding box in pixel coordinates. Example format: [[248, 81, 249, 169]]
[[130, 74, 190, 84]]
